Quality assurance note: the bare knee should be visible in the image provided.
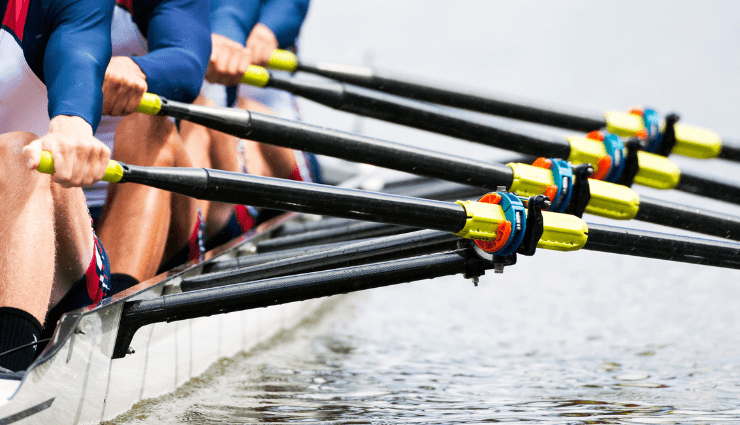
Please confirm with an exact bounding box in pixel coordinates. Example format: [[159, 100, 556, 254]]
[[113, 113, 181, 167], [0, 132, 48, 193]]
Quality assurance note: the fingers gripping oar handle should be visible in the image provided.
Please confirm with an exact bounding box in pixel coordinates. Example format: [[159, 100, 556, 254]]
[[37, 151, 125, 183]]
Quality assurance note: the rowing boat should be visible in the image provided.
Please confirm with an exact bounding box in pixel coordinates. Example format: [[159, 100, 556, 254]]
[[0, 211, 329, 424], [0, 159, 368, 425]]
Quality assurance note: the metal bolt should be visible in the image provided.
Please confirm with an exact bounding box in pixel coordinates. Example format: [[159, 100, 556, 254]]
[[127, 347, 136, 355]]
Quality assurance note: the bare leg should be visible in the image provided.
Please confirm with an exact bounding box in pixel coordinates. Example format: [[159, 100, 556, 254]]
[[162, 139, 197, 263], [180, 94, 240, 236], [0, 132, 57, 323], [96, 113, 181, 282], [237, 97, 297, 179], [48, 182, 95, 307]]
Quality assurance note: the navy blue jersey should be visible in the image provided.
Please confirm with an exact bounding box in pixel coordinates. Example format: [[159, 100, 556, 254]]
[[116, 0, 211, 103], [211, 0, 309, 47], [1, 0, 114, 130]]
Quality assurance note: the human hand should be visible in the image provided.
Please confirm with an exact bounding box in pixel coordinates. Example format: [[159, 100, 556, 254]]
[[23, 115, 111, 187], [246, 23, 278, 66], [206, 33, 252, 86], [102, 56, 148, 116]]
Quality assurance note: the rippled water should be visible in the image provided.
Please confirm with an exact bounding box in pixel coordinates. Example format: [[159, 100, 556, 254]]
[[110, 1, 740, 423], [110, 247, 740, 424]]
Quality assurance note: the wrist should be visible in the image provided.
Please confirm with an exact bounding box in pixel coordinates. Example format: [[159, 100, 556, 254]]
[[49, 115, 94, 137]]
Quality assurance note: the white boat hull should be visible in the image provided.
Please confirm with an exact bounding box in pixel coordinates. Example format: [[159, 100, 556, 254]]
[[0, 214, 329, 424]]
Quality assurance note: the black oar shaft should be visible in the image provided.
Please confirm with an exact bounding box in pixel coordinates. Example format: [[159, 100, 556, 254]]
[[257, 221, 411, 253], [112, 250, 492, 358], [184, 229, 459, 291], [635, 197, 740, 240], [675, 172, 740, 204], [112, 218, 740, 358], [120, 164, 467, 233], [265, 74, 572, 159], [297, 62, 607, 132], [719, 143, 740, 162], [159, 98, 516, 190], [154, 99, 740, 241], [189, 222, 740, 292], [585, 223, 740, 268], [205, 238, 369, 273], [259, 76, 740, 209]]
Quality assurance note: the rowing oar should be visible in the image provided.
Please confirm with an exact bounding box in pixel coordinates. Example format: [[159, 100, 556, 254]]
[[36, 153, 740, 269], [266, 49, 740, 162], [132, 93, 740, 240], [237, 66, 740, 206], [94, 169, 740, 361], [183, 226, 740, 292]]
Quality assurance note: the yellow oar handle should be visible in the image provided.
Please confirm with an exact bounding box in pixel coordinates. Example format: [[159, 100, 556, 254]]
[[241, 65, 270, 87], [135, 92, 163, 115], [267, 49, 298, 72], [37, 151, 124, 183]]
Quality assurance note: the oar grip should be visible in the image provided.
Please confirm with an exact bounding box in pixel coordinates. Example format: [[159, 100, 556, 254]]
[[267, 49, 298, 72], [241, 65, 270, 87], [37, 152, 124, 183], [136, 93, 163, 116]]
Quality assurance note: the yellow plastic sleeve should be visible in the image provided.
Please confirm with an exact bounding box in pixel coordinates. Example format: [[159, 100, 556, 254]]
[[135, 93, 162, 115], [604, 111, 644, 137], [453, 199, 588, 252], [672, 124, 722, 159], [268, 49, 298, 72], [241, 65, 270, 87], [566, 135, 608, 175], [585, 179, 640, 220], [538, 211, 588, 251], [37, 153, 123, 183], [633, 151, 680, 189], [453, 200, 506, 241], [507, 162, 554, 197], [567, 136, 680, 190]]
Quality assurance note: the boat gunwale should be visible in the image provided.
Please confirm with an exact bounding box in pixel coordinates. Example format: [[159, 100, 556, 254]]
[[27, 211, 300, 378]]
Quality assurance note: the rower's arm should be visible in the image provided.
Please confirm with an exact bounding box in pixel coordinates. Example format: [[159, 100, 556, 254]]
[[130, 0, 211, 103], [210, 0, 261, 45], [43, 0, 115, 130], [257, 0, 310, 48]]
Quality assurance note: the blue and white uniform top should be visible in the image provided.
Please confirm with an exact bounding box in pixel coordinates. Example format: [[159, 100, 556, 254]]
[[0, 0, 113, 137], [85, 0, 211, 207]]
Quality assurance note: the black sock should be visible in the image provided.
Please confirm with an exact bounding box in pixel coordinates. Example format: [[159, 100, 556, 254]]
[[0, 307, 42, 372], [109, 273, 139, 295]]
